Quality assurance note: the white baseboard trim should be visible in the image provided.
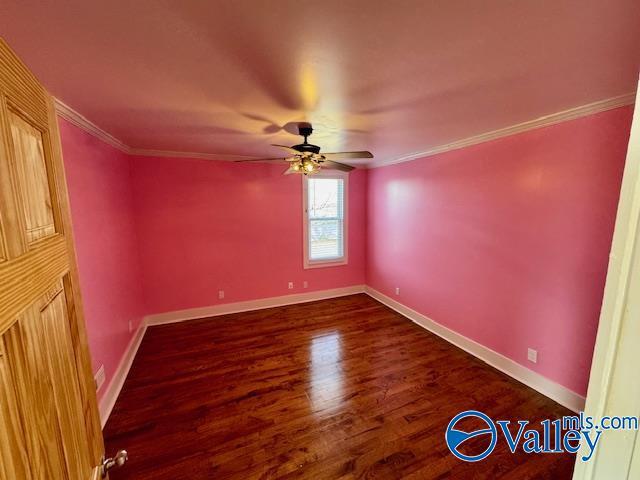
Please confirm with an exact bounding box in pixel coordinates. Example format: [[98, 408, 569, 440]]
[[98, 321, 148, 428], [145, 285, 366, 326], [364, 286, 586, 413], [97, 283, 584, 428], [97, 285, 365, 427]]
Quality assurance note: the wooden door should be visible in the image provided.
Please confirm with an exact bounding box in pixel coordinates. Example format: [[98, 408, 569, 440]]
[[0, 39, 105, 479]]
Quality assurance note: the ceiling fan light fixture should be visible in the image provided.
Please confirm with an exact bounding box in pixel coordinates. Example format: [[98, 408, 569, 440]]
[[301, 157, 320, 174], [287, 157, 318, 175]]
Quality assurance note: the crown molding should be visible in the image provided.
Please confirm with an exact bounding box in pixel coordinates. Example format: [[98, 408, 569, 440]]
[[127, 148, 256, 161], [54, 98, 131, 153], [55, 92, 636, 167], [53, 99, 254, 161], [370, 92, 637, 168]]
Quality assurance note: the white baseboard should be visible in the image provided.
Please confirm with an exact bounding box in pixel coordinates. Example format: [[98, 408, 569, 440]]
[[98, 321, 147, 428], [364, 286, 586, 413], [145, 285, 366, 326], [98, 283, 584, 428], [98, 285, 365, 427]]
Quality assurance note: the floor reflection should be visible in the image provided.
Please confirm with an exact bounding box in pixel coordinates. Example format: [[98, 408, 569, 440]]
[[308, 331, 344, 413]]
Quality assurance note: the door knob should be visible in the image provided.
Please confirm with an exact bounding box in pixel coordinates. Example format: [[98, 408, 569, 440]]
[[101, 450, 128, 477]]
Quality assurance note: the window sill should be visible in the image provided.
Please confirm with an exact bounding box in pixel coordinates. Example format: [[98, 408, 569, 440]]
[[304, 258, 348, 269]]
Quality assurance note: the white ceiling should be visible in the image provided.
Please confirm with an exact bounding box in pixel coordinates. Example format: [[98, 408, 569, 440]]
[[1, 0, 639, 166]]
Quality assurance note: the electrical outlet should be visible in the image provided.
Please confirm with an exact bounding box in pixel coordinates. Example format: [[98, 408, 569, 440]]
[[527, 348, 538, 363], [288, 282, 294, 289], [94, 365, 106, 391], [395, 287, 400, 295], [128, 319, 133, 333], [303, 281, 308, 289], [218, 290, 225, 300]]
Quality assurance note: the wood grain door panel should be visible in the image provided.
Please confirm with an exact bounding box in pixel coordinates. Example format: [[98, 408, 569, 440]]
[[0, 339, 31, 480], [4, 313, 71, 480], [39, 281, 94, 478], [8, 108, 57, 244]]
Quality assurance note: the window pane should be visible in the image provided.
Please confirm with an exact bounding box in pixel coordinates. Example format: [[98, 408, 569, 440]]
[[308, 179, 340, 218], [307, 178, 344, 261], [310, 219, 342, 259]]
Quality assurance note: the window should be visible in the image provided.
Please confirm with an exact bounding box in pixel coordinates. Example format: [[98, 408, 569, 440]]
[[303, 173, 347, 268]]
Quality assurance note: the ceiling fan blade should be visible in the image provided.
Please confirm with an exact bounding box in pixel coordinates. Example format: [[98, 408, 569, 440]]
[[271, 144, 300, 154], [322, 151, 374, 160], [323, 160, 355, 172], [234, 157, 286, 163]]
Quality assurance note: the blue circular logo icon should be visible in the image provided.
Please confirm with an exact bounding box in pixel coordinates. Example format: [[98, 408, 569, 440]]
[[445, 410, 497, 462]]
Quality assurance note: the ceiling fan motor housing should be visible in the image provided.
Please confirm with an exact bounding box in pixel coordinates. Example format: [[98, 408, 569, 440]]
[[292, 143, 321, 154]]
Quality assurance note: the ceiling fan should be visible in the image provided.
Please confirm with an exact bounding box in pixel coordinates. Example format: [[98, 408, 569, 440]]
[[235, 123, 373, 174]]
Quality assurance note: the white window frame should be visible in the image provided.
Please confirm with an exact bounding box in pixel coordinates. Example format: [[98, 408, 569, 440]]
[[302, 171, 348, 269]]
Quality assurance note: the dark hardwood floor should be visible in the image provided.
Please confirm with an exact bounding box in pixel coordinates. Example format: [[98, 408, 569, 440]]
[[104, 294, 575, 479]]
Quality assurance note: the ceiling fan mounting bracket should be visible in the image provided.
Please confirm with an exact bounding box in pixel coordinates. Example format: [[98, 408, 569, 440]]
[[298, 124, 313, 140]]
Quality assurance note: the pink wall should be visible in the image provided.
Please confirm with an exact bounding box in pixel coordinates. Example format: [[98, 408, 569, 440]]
[[130, 156, 367, 315], [59, 118, 145, 400], [366, 106, 633, 395], [59, 105, 633, 404], [59, 121, 366, 401]]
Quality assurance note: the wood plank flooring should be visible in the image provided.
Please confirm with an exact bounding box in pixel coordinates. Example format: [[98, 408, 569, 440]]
[[104, 294, 575, 479]]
